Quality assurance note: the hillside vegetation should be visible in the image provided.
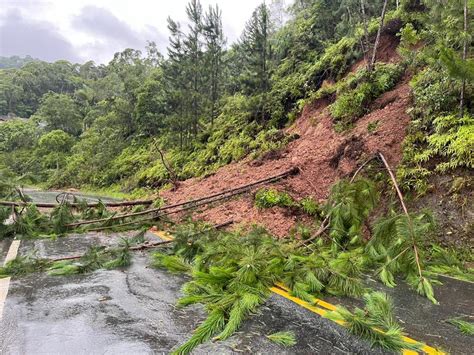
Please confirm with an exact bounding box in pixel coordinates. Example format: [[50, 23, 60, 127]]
[[0, 0, 472, 245], [0, 1, 469, 191]]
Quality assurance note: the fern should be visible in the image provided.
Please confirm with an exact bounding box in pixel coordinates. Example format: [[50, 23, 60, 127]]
[[427, 115, 474, 172], [299, 197, 321, 216]]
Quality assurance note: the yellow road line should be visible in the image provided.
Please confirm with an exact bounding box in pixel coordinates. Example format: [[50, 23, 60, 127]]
[[149, 230, 444, 354], [274, 282, 337, 311], [150, 230, 174, 241], [271, 284, 444, 355], [0, 239, 21, 319]]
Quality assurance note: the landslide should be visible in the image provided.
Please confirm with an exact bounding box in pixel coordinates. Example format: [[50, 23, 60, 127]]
[[160, 34, 411, 237]]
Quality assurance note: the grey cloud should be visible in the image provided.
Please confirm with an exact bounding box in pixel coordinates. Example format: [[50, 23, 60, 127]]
[[0, 9, 81, 62], [72, 6, 168, 63], [72, 6, 140, 47]]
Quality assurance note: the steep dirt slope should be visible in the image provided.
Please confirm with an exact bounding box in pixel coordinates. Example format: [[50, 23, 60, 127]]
[[160, 36, 411, 237]]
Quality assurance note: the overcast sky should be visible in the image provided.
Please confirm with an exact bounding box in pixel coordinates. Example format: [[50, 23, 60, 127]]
[[0, 0, 287, 64]]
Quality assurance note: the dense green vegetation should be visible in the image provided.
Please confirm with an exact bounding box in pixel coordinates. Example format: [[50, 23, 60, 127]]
[[2, 0, 470, 196]]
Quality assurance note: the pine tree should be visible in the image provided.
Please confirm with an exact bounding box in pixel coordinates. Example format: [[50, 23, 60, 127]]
[[203, 5, 225, 126], [164, 17, 189, 148], [184, 0, 204, 137]]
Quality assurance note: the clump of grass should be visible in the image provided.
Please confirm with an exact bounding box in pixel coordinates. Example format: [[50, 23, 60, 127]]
[[266, 331, 297, 347], [447, 318, 474, 335]]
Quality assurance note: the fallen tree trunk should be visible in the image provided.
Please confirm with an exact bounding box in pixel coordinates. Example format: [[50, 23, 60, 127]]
[[50, 220, 233, 262], [66, 167, 299, 228], [0, 199, 154, 208], [50, 240, 173, 261]]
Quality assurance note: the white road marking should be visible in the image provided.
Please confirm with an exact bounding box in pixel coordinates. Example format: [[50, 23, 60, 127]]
[[0, 240, 21, 319], [4, 240, 20, 264]]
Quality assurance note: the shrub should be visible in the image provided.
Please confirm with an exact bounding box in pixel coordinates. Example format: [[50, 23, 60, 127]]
[[299, 197, 320, 216], [330, 82, 373, 125], [254, 188, 295, 209], [425, 115, 474, 172], [329, 63, 403, 128], [409, 67, 459, 122]]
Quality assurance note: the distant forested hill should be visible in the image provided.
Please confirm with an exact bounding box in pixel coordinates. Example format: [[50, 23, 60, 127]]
[[0, 55, 38, 69]]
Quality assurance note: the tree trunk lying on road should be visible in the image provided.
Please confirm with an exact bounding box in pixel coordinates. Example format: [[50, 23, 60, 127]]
[[50, 220, 233, 262], [65, 167, 299, 228], [0, 199, 154, 208]]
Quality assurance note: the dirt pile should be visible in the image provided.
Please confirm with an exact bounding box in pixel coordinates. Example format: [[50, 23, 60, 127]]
[[160, 38, 412, 237]]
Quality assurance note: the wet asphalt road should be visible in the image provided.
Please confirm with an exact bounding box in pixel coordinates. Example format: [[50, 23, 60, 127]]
[[325, 276, 474, 354], [1, 233, 388, 355], [1, 190, 472, 354]]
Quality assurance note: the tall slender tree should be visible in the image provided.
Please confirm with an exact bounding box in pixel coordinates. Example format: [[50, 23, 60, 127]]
[[460, 0, 469, 116], [369, 0, 389, 71], [184, 0, 204, 136], [239, 4, 272, 95], [203, 5, 225, 126], [165, 17, 188, 148]]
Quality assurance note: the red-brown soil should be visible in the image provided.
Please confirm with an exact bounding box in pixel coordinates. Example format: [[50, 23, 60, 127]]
[[160, 38, 412, 237], [349, 33, 401, 72]]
